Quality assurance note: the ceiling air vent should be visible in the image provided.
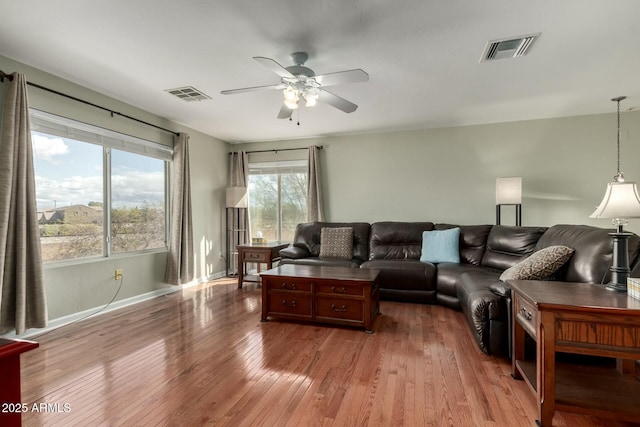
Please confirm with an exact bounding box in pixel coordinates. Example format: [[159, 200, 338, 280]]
[[165, 86, 211, 102], [480, 33, 540, 62]]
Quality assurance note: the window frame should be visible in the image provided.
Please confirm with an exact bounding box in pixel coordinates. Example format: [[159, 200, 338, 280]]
[[30, 109, 172, 265]]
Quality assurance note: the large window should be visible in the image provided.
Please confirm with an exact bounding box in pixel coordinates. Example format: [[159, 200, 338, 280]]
[[30, 110, 171, 263], [248, 160, 307, 242]]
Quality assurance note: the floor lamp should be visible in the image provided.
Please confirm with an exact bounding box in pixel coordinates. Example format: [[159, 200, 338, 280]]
[[590, 96, 640, 292], [496, 177, 522, 226], [226, 186, 248, 276]]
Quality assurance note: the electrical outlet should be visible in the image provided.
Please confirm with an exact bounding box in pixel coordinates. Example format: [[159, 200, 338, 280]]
[[115, 269, 123, 280]]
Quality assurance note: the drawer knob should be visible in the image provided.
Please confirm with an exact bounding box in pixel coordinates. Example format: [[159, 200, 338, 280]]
[[331, 304, 348, 312], [520, 307, 532, 320], [331, 286, 347, 294], [282, 283, 296, 290], [282, 299, 296, 307]]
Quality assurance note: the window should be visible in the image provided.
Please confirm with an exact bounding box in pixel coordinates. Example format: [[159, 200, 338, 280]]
[[248, 160, 307, 242], [30, 110, 172, 263]]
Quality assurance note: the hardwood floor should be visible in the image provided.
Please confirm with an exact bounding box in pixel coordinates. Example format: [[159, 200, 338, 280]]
[[18, 278, 638, 426]]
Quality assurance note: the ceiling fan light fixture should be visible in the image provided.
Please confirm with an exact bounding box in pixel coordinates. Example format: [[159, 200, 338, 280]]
[[303, 88, 319, 107], [283, 85, 299, 109]]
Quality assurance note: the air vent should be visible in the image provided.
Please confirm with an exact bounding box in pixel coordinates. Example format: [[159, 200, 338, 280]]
[[480, 33, 540, 62], [165, 86, 211, 102]]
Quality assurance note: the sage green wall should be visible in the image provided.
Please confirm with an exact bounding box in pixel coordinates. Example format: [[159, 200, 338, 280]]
[[236, 110, 640, 235], [0, 55, 229, 322]]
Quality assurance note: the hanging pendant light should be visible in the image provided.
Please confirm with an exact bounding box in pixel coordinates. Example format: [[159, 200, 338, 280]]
[[589, 96, 640, 292]]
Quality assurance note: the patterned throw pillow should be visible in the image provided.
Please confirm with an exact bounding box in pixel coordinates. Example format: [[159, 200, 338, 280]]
[[319, 227, 353, 259], [500, 245, 575, 281]]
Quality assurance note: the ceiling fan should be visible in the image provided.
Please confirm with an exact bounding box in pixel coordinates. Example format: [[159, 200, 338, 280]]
[[221, 52, 369, 119]]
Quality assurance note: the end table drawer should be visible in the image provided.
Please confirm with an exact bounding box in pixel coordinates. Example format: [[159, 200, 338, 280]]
[[267, 295, 312, 317], [244, 250, 267, 262], [515, 295, 537, 337], [316, 282, 365, 296], [316, 297, 364, 322]]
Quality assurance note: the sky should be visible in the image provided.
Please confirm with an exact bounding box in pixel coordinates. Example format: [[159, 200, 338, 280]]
[[32, 132, 165, 210]]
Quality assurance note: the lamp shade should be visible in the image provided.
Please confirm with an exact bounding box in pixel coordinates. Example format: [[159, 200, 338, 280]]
[[226, 186, 248, 208], [496, 177, 522, 205], [590, 181, 640, 219]]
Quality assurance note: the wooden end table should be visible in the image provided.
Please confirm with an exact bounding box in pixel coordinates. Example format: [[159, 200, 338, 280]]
[[260, 264, 381, 333], [509, 280, 640, 426], [236, 241, 289, 289]]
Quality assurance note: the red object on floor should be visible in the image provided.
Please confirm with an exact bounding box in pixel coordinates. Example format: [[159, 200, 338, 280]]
[[0, 338, 39, 427]]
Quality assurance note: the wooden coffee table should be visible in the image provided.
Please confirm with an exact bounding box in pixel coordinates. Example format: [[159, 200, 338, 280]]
[[260, 264, 381, 333]]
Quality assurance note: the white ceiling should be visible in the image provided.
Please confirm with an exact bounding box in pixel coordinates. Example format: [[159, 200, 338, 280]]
[[1, 0, 639, 143]]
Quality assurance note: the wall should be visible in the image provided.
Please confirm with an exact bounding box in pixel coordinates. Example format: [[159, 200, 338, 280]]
[[0, 55, 229, 326], [236, 110, 640, 235]]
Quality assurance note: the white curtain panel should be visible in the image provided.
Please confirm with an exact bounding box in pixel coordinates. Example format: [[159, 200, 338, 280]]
[[165, 133, 194, 285], [0, 72, 47, 334], [307, 145, 324, 222]]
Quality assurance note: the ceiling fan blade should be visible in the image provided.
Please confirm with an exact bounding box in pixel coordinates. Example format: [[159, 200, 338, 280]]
[[253, 56, 295, 79], [277, 105, 293, 119], [220, 83, 285, 95], [314, 69, 369, 86], [318, 89, 358, 113]]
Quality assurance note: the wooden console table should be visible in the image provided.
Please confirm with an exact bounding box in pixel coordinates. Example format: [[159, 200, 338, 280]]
[[236, 241, 289, 289], [0, 338, 39, 427], [510, 280, 640, 426]]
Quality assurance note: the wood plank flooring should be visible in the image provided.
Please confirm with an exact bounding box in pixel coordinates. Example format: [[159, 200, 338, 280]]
[[17, 278, 639, 426]]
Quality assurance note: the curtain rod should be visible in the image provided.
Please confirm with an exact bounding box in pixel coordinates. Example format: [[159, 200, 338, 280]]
[[228, 146, 323, 155], [0, 69, 180, 137]]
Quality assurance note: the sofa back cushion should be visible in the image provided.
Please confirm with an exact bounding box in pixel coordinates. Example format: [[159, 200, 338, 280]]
[[535, 224, 640, 284], [369, 222, 434, 260], [292, 222, 370, 261], [481, 225, 547, 271], [435, 224, 493, 265]]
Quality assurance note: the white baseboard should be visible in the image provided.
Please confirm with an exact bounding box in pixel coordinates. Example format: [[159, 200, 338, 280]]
[[1, 270, 227, 340]]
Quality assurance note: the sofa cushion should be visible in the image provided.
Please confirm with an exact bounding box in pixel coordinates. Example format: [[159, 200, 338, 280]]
[[369, 222, 434, 260], [435, 224, 493, 265], [319, 227, 353, 259], [420, 228, 460, 264], [481, 225, 547, 271], [361, 259, 437, 292], [436, 263, 495, 309], [290, 222, 370, 261], [499, 245, 575, 281], [535, 224, 640, 284]]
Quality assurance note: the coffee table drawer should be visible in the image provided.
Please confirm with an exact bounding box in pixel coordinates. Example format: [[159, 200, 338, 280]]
[[267, 295, 312, 317], [316, 297, 364, 322], [316, 282, 364, 296], [265, 279, 312, 293]]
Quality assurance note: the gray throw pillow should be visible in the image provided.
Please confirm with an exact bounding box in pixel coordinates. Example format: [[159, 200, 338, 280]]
[[500, 245, 575, 281], [319, 227, 353, 259]]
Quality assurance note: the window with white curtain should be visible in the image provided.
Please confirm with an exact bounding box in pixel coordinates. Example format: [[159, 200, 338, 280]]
[[29, 109, 172, 263], [248, 160, 307, 242]]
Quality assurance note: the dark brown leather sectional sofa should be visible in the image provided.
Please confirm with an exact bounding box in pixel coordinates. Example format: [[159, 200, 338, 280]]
[[279, 221, 640, 356]]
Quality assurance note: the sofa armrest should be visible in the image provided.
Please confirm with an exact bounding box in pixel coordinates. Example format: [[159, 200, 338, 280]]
[[280, 246, 310, 259], [488, 281, 511, 298]]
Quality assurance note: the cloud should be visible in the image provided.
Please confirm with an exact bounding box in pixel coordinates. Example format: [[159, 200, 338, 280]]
[[35, 171, 164, 210], [32, 133, 69, 163]]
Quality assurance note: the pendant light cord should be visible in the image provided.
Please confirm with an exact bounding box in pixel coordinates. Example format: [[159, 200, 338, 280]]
[[612, 96, 626, 182]]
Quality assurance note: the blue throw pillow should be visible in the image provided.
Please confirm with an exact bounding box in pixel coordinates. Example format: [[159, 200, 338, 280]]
[[420, 228, 460, 264]]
